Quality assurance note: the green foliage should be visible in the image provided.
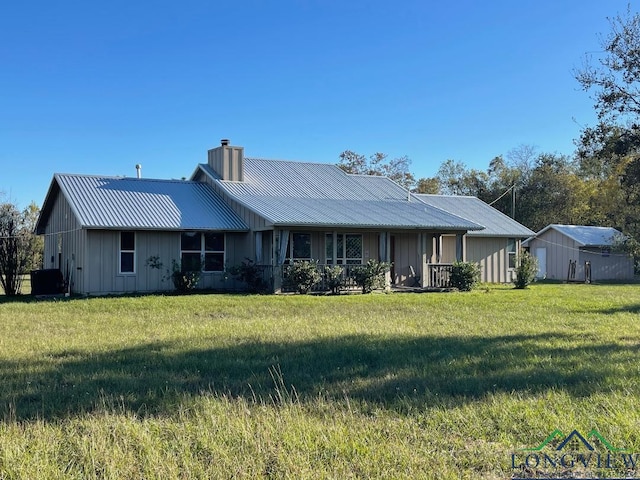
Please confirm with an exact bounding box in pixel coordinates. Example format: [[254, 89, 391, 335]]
[[0, 202, 38, 296], [229, 259, 268, 293], [575, 6, 640, 124], [145, 255, 163, 270], [286, 260, 321, 294], [513, 250, 538, 289], [337, 150, 416, 190], [170, 259, 201, 293], [351, 259, 390, 294], [324, 265, 344, 295], [449, 261, 480, 291]]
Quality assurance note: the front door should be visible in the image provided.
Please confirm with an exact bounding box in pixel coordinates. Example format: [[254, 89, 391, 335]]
[[535, 247, 547, 279]]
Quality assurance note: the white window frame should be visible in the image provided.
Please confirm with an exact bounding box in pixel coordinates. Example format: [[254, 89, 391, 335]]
[[507, 238, 517, 270], [119, 231, 136, 275], [288, 232, 312, 262], [326, 233, 363, 264]]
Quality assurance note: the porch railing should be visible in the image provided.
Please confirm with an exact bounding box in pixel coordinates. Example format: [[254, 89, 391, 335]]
[[257, 262, 455, 291], [426, 263, 453, 288], [252, 264, 362, 293], [281, 263, 362, 292]]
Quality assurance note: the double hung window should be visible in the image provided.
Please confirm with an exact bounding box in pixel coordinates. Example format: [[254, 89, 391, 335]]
[[119, 232, 135, 274], [181, 232, 225, 272]]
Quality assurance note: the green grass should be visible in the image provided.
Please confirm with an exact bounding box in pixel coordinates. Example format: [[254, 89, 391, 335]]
[[1, 284, 640, 478]]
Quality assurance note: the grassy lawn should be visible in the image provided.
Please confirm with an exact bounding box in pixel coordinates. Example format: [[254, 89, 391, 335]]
[[0, 284, 639, 478]]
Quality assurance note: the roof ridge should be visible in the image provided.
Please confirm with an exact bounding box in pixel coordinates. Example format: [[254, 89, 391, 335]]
[[55, 173, 199, 184], [245, 157, 343, 169]]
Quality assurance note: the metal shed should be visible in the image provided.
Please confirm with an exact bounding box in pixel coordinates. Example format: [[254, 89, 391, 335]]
[[523, 224, 634, 282]]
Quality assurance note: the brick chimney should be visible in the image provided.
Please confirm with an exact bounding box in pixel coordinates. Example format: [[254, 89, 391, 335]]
[[207, 139, 244, 181]]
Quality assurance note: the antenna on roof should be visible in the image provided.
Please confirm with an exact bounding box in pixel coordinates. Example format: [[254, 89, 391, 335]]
[[135, 164, 142, 179]]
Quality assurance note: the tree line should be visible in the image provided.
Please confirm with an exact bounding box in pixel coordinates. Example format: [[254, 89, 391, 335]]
[[338, 7, 640, 256]]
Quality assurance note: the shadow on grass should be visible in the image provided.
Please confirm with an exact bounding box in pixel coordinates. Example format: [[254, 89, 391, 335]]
[[595, 304, 640, 314], [0, 332, 637, 421]]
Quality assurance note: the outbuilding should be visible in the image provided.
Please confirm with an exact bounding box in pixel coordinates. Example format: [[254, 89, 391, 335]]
[[523, 224, 634, 282]]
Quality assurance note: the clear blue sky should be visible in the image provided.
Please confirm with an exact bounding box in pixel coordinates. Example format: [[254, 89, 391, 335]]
[[0, 0, 632, 208]]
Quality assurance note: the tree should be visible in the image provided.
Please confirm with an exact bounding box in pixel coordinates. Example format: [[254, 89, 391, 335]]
[[575, 7, 640, 240], [413, 177, 441, 194], [0, 203, 29, 296], [337, 150, 416, 190], [516, 154, 592, 231], [21, 202, 43, 273], [575, 6, 640, 124], [0, 201, 43, 296]]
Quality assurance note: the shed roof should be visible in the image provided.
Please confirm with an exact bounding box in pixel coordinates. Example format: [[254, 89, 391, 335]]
[[527, 224, 623, 247], [415, 194, 534, 237], [36, 174, 248, 233], [195, 159, 484, 231]]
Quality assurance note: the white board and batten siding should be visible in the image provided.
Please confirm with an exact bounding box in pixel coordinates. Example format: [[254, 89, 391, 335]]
[[41, 191, 87, 293], [530, 228, 576, 280], [466, 237, 518, 283], [440, 235, 518, 283], [83, 230, 249, 295], [528, 228, 634, 281]]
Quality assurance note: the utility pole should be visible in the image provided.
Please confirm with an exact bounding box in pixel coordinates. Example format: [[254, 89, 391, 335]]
[[511, 185, 516, 220]]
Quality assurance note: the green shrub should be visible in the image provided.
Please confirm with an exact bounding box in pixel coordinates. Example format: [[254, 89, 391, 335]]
[[229, 259, 268, 293], [352, 260, 390, 294], [449, 261, 480, 291], [287, 261, 322, 294], [324, 265, 344, 295], [170, 260, 201, 293], [513, 250, 538, 289]]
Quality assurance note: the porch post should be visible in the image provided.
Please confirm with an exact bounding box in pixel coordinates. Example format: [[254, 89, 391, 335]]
[[255, 231, 263, 263], [419, 233, 429, 288], [435, 234, 442, 263], [378, 232, 391, 290], [456, 233, 464, 262], [332, 231, 338, 264], [272, 231, 281, 293]]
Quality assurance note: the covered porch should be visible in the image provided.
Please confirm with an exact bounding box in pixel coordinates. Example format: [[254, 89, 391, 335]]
[[250, 229, 467, 292]]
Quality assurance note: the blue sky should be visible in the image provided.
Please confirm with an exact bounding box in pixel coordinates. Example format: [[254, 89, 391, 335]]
[[0, 0, 632, 208]]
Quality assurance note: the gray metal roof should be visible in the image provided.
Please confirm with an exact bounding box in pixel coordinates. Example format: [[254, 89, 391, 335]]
[[532, 224, 623, 246], [196, 159, 483, 230], [37, 174, 248, 233], [415, 194, 535, 237]]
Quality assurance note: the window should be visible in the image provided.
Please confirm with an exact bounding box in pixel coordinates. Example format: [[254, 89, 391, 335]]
[[181, 232, 225, 272], [507, 238, 517, 269], [119, 231, 135, 274], [326, 234, 363, 264], [288, 233, 311, 262]]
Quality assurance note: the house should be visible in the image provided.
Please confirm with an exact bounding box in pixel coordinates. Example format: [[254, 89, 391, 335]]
[[36, 140, 489, 295], [35, 175, 249, 294], [523, 224, 634, 281], [415, 195, 535, 283]]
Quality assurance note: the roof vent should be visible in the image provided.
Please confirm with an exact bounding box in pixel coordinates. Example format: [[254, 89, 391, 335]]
[[221, 139, 230, 146], [135, 164, 142, 179]]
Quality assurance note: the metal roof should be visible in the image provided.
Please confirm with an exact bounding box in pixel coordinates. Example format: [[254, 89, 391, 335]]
[[530, 224, 623, 246], [37, 174, 248, 233], [415, 194, 535, 237], [196, 159, 483, 230]]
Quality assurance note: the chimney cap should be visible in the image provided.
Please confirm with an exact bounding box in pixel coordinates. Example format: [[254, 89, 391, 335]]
[[220, 138, 230, 146]]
